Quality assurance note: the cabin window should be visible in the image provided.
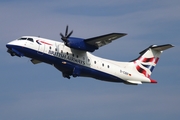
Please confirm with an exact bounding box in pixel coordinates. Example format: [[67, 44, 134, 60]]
[[55, 48, 57, 51], [18, 38, 27, 40], [107, 65, 110, 68], [102, 63, 104, 67], [67, 52, 68, 55], [94, 61, 96, 64], [88, 59, 90, 62], [61, 50, 63, 53], [27, 38, 34, 42], [49, 46, 51, 49]]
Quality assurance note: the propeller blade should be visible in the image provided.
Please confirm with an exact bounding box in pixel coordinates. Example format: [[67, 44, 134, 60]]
[[60, 33, 64, 38], [59, 25, 73, 45], [60, 33, 67, 41], [67, 30, 73, 38], [65, 25, 68, 37]]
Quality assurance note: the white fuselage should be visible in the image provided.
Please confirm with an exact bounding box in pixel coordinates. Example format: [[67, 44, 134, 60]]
[[6, 36, 152, 84]]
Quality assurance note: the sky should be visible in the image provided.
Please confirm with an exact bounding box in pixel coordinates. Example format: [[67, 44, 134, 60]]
[[0, 0, 180, 120]]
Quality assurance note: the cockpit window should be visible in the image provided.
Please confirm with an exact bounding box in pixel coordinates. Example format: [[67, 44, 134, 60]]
[[27, 38, 34, 42], [18, 38, 27, 40], [18, 37, 34, 42]]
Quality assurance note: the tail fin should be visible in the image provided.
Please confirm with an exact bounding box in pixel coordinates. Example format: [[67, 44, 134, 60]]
[[133, 44, 174, 78]]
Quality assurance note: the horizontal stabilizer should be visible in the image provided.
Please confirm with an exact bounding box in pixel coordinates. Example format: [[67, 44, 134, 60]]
[[151, 44, 174, 51], [139, 44, 174, 55]]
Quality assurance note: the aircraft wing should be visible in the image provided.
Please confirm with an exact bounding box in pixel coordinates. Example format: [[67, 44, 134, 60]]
[[84, 33, 127, 48]]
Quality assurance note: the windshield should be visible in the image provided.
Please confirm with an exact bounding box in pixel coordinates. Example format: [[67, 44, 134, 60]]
[[27, 38, 34, 42], [18, 38, 27, 40], [18, 37, 34, 42]]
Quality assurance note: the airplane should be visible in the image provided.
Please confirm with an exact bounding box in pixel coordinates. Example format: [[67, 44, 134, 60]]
[[6, 26, 174, 85]]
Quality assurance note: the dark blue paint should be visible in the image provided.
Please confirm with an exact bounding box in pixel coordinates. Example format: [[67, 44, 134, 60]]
[[67, 37, 98, 52], [141, 64, 155, 72], [6, 44, 124, 83]]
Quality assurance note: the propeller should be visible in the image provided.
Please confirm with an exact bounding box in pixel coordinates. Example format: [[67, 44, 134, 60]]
[[60, 25, 73, 45]]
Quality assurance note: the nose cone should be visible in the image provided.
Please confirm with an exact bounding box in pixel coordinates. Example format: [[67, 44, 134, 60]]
[[6, 41, 16, 56], [6, 41, 15, 48], [6, 40, 24, 57], [6, 42, 12, 49], [6, 40, 20, 49]]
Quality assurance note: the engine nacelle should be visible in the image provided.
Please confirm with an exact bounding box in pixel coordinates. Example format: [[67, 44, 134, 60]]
[[66, 37, 98, 52]]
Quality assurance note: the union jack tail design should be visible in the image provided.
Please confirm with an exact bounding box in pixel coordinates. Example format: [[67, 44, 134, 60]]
[[133, 44, 173, 78]]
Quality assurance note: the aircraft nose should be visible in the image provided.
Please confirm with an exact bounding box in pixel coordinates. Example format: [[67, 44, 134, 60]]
[[6, 41, 23, 57], [6, 42, 15, 56], [6, 42, 12, 49], [6, 41, 17, 49]]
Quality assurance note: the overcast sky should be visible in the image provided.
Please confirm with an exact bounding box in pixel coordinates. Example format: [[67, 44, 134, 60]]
[[1, 0, 180, 120]]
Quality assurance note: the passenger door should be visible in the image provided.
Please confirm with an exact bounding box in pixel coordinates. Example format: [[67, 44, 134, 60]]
[[37, 43, 45, 55]]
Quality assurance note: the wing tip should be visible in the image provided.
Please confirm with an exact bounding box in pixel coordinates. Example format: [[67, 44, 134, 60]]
[[114, 33, 127, 36]]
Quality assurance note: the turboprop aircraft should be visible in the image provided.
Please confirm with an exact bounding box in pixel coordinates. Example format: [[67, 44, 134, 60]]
[[6, 26, 174, 85]]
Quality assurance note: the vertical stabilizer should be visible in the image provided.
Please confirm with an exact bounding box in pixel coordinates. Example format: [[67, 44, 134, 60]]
[[133, 44, 174, 78]]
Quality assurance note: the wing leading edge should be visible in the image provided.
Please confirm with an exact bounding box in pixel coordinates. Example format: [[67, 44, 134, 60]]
[[84, 33, 127, 48]]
